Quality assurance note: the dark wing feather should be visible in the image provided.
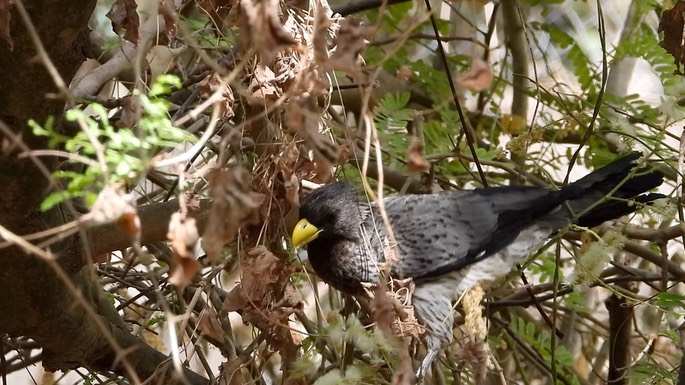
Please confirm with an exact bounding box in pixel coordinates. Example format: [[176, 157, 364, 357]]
[[369, 153, 665, 281], [373, 187, 559, 280]]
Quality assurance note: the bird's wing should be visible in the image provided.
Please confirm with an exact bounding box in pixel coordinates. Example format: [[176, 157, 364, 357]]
[[370, 186, 560, 280]]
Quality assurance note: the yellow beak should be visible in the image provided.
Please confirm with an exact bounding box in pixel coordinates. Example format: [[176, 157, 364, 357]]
[[291, 218, 321, 248]]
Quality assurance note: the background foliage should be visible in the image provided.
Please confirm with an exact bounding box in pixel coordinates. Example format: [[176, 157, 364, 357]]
[[1, 0, 684, 384]]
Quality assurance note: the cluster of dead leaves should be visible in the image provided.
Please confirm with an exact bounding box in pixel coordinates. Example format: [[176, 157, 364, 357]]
[[106, 0, 177, 45], [197, 72, 236, 119], [239, 0, 298, 65], [366, 277, 425, 341], [223, 246, 303, 352], [286, 96, 344, 182], [106, 0, 139, 44], [203, 167, 264, 261], [328, 16, 373, 81], [365, 278, 424, 385]]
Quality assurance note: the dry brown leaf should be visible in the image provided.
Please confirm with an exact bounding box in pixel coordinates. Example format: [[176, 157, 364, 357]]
[[115, 95, 140, 128], [198, 307, 225, 341], [371, 287, 396, 337], [223, 246, 288, 311], [0, 0, 14, 51], [286, 97, 340, 180], [277, 145, 318, 188], [169, 256, 201, 289], [203, 167, 258, 261], [168, 213, 199, 259], [396, 65, 412, 81], [659, 2, 685, 70], [147, 45, 186, 80], [406, 136, 429, 173], [83, 187, 140, 240], [313, 7, 332, 66], [283, 173, 299, 207], [365, 277, 424, 340], [457, 58, 493, 92], [106, 0, 139, 45], [159, 0, 178, 41], [239, 0, 298, 64], [277, 6, 330, 98], [246, 65, 281, 106], [222, 246, 302, 351], [197, 72, 235, 119], [167, 212, 201, 288], [330, 16, 373, 78], [456, 338, 489, 384], [199, 0, 236, 32], [219, 359, 245, 385]]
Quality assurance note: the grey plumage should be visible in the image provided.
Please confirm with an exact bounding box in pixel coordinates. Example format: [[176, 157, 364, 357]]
[[292, 153, 665, 378]]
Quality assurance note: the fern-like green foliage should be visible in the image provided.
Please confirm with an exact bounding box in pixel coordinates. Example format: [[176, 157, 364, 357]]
[[374, 92, 413, 167], [509, 315, 579, 385]]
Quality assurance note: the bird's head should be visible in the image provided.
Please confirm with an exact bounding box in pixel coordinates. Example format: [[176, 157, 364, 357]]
[[291, 182, 362, 248]]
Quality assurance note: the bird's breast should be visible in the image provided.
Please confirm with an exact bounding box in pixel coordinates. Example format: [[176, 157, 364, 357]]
[[307, 239, 381, 295]]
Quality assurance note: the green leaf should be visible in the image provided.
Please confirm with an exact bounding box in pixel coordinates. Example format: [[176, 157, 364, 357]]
[[40, 191, 71, 211], [656, 292, 685, 309]]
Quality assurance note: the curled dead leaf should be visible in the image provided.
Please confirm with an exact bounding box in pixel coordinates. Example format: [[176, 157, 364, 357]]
[[223, 246, 292, 311], [286, 97, 340, 180], [203, 167, 258, 261], [239, 0, 298, 64], [365, 277, 424, 340], [167, 212, 201, 288], [246, 65, 281, 106], [197, 72, 235, 119], [313, 7, 332, 66], [147, 45, 186, 80], [406, 136, 430, 173], [169, 256, 201, 289], [457, 58, 493, 92], [284, 173, 300, 207], [199, 0, 236, 32], [116, 95, 140, 129], [219, 360, 246, 385], [159, 0, 178, 41], [106, 0, 139, 45], [198, 307, 225, 341], [330, 16, 373, 78], [659, 2, 685, 69]]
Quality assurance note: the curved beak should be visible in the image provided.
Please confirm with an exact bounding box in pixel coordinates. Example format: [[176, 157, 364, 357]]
[[291, 218, 321, 248]]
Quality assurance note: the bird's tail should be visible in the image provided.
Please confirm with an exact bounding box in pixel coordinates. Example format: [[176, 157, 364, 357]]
[[562, 153, 665, 227]]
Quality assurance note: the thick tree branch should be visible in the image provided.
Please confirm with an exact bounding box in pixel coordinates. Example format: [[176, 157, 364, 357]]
[[88, 199, 212, 256], [606, 287, 633, 384], [0, 1, 208, 383]]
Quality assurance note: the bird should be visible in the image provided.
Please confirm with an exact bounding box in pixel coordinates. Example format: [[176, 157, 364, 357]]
[[290, 152, 665, 378]]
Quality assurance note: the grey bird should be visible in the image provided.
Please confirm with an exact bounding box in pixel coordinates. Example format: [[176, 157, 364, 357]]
[[291, 153, 664, 378]]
